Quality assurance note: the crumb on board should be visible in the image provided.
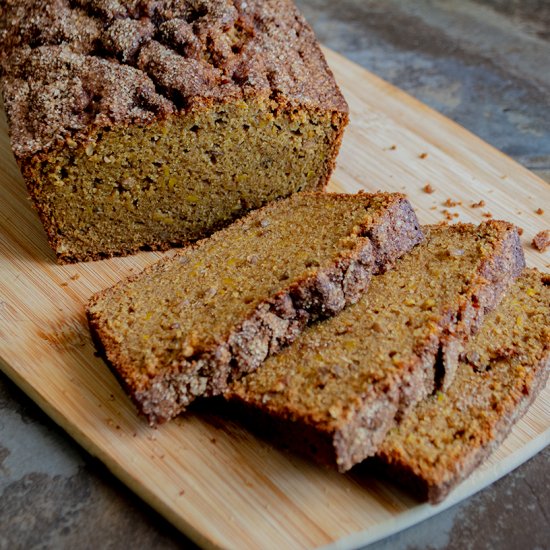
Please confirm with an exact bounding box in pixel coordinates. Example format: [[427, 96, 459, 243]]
[[443, 198, 461, 207], [532, 230, 550, 252], [482, 212, 493, 218], [422, 183, 435, 194], [442, 209, 459, 221], [419, 152, 428, 159], [70, 273, 80, 281], [60, 282, 68, 287], [430, 205, 437, 210], [471, 200, 486, 208], [385, 144, 397, 151], [535, 208, 545, 215], [518, 227, 524, 236]]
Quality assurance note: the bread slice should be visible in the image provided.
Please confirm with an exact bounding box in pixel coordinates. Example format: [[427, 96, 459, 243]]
[[0, 0, 348, 262], [226, 221, 525, 472], [377, 269, 549, 503], [87, 192, 422, 424]]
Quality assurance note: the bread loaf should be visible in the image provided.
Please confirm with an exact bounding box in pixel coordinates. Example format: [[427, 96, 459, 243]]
[[0, 0, 348, 262]]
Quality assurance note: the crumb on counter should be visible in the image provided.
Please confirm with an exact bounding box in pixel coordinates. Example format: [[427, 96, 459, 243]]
[[443, 198, 461, 207], [482, 212, 493, 218], [518, 227, 524, 236], [442, 209, 459, 221], [535, 208, 544, 215], [471, 200, 486, 208], [423, 183, 435, 194], [419, 152, 428, 159], [532, 230, 550, 252]]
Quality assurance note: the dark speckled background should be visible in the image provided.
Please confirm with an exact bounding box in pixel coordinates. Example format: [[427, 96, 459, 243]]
[[1, 1, 549, 548]]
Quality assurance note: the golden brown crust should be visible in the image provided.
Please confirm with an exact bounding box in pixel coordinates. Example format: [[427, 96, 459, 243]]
[[87, 192, 422, 424], [377, 269, 549, 503]]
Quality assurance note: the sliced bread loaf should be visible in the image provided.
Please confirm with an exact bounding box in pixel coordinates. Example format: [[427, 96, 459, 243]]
[[87, 191, 422, 424], [1, 0, 348, 262], [226, 221, 525, 472], [377, 269, 549, 503]]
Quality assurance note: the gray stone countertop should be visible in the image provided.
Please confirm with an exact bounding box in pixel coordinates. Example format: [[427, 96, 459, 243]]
[[1, 1, 549, 548]]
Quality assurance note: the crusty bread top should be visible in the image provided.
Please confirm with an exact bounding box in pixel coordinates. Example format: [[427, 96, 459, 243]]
[[0, 0, 348, 159]]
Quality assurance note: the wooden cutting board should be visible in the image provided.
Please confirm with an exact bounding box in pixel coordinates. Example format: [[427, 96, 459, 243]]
[[1, 48, 549, 549]]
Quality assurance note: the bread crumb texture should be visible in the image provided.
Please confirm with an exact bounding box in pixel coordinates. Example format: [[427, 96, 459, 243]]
[[532, 230, 550, 252]]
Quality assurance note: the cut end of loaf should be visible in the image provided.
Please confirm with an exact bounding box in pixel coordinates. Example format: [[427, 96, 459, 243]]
[[25, 99, 347, 262]]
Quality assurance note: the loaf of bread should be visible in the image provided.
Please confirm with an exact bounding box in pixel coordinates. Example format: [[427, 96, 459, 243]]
[[227, 221, 525, 472], [87, 192, 422, 424], [377, 269, 549, 503], [0, 0, 348, 262]]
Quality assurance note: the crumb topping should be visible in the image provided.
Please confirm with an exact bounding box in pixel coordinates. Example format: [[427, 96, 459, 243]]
[[0, 0, 347, 158]]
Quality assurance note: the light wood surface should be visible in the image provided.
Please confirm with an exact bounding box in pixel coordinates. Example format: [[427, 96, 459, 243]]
[[0, 48, 549, 550]]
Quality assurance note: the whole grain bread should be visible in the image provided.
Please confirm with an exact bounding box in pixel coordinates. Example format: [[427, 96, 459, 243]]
[[87, 192, 422, 424], [227, 221, 525, 472], [377, 269, 549, 503], [0, 0, 348, 262]]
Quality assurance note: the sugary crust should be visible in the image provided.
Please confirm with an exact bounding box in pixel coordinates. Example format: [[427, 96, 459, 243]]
[[377, 270, 549, 503], [87, 192, 422, 424], [227, 221, 526, 472], [0, 0, 348, 161]]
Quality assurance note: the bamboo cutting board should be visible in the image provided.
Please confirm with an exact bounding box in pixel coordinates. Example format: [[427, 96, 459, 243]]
[[1, 49, 549, 549]]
